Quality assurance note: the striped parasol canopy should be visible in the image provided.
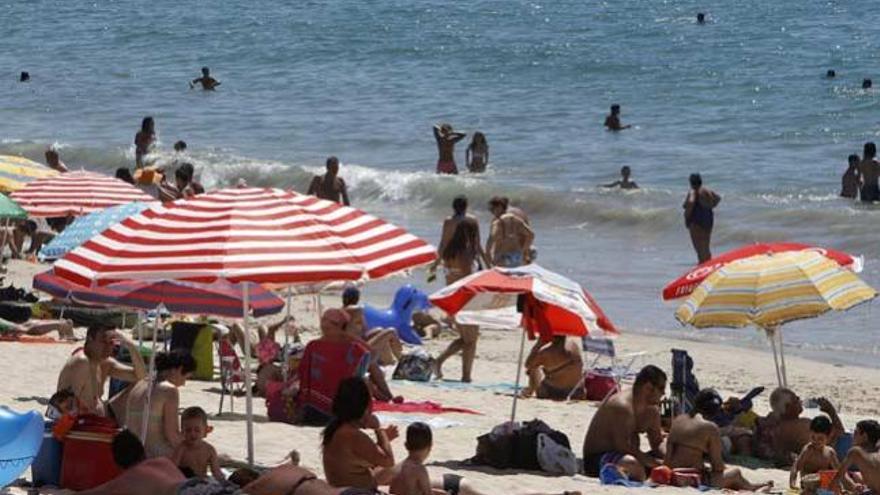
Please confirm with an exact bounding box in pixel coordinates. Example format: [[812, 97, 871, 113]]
[[675, 250, 876, 329], [33, 270, 284, 318], [38, 201, 156, 261], [11, 170, 154, 217], [0, 194, 27, 220], [53, 187, 437, 286], [0, 155, 59, 193]]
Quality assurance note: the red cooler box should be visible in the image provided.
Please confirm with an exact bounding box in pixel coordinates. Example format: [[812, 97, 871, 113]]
[[60, 415, 122, 490]]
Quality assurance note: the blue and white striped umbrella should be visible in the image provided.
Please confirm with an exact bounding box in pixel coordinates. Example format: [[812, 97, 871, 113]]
[[38, 201, 155, 261]]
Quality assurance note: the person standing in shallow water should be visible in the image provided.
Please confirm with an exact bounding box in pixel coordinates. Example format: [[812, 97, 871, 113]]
[[134, 116, 156, 169], [858, 142, 880, 202], [465, 132, 489, 173], [307, 156, 350, 205], [840, 154, 861, 199], [433, 123, 466, 174], [604, 104, 631, 131], [683, 173, 720, 264]]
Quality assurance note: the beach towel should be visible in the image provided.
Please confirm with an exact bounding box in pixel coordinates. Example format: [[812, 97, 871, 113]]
[[0, 334, 64, 344], [396, 379, 518, 393], [374, 413, 463, 429], [372, 400, 480, 415], [296, 339, 370, 423]]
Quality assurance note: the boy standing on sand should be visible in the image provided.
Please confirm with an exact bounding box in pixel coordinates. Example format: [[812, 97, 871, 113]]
[[433, 123, 467, 174], [172, 406, 224, 480], [789, 416, 839, 490]]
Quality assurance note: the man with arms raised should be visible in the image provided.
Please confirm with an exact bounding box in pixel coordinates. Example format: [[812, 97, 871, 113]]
[[56, 324, 146, 416], [582, 365, 666, 481]]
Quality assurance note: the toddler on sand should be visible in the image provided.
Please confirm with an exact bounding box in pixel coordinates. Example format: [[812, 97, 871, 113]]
[[172, 406, 224, 480]]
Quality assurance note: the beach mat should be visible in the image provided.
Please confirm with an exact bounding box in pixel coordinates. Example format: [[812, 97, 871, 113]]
[[374, 413, 464, 429], [396, 379, 518, 393], [373, 400, 480, 415], [0, 334, 67, 344]]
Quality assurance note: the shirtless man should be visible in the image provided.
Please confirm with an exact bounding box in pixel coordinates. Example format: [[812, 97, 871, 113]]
[[859, 142, 880, 202], [190, 67, 221, 90], [603, 166, 639, 189], [521, 336, 584, 400], [307, 156, 350, 205], [433, 123, 467, 175], [604, 104, 631, 131], [666, 388, 772, 490], [431, 196, 489, 383], [757, 387, 843, 466], [56, 325, 146, 416], [44, 148, 69, 173], [486, 196, 535, 268], [841, 154, 861, 199], [582, 365, 666, 481], [831, 420, 880, 494]]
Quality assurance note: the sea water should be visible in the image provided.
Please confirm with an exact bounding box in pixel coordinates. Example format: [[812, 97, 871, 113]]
[[2, 0, 879, 367]]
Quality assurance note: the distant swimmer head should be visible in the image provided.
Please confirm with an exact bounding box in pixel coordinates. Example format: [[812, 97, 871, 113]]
[[452, 195, 468, 215], [610, 104, 621, 115], [863, 78, 873, 89], [326, 155, 340, 174], [621, 165, 632, 178], [202, 66, 211, 76], [141, 116, 155, 133], [865, 142, 877, 159], [696, 12, 706, 23], [848, 154, 860, 167], [173, 140, 187, 152], [19, 71, 30, 82], [689, 173, 703, 189], [826, 69, 836, 78]]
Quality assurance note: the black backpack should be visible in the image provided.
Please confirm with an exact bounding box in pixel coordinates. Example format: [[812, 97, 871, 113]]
[[473, 419, 571, 471]]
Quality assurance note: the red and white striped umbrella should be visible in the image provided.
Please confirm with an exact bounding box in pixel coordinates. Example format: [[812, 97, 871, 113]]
[[11, 171, 154, 217], [54, 187, 437, 287]]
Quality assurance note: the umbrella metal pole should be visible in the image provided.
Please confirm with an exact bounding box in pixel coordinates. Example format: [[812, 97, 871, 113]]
[[777, 327, 789, 388], [510, 327, 527, 423], [141, 309, 161, 445], [137, 311, 143, 348], [283, 286, 292, 383], [0, 219, 8, 258], [767, 328, 783, 389], [242, 284, 255, 467]]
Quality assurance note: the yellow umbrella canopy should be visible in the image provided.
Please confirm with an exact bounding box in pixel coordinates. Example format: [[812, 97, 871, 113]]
[[0, 155, 59, 193], [676, 250, 876, 329], [675, 250, 876, 387]]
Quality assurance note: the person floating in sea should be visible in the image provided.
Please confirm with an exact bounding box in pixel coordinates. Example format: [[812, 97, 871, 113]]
[[44, 148, 69, 173], [433, 123, 467, 174], [465, 131, 489, 173], [696, 12, 706, 24], [863, 78, 873, 90], [173, 140, 187, 153], [683, 173, 720, 264], [604, 104, 632, 131], [841, 153, 861, 199], [134, 116, 156, 168], [859, 142, 879, 202], [19, 71, 30, 82], [190, 67, 220, 90], [826, 69, 836, 78], [603, 165, 639, 189], [486, 196, 534, 267], [307, 156, 350, 205]]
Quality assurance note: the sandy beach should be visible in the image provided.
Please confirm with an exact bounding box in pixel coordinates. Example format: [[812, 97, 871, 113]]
[[1, 258, 878, 494]]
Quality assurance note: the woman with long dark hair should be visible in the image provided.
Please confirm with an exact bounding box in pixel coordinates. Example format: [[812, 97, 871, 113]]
[[322, 377, 397, 490]]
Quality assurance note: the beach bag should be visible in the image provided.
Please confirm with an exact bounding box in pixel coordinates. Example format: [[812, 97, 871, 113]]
[[0, 301, 32, 323], [513, 419, 571, 470], [265, 380, 297, 425], [536, 433, 577, 475], [584, 370, 619, 401], [671, 468, 701, 488], [473, 423, 518, 469], [392, 350, 433, 382]]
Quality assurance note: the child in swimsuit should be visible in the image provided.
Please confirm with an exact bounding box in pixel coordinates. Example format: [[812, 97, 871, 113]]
[[172, 406, 224, 480], [465, 132, 489, 173]]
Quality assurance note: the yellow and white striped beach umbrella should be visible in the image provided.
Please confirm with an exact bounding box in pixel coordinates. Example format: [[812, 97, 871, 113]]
[[676, 250, 876, 329], [0, 155, 59, 193]]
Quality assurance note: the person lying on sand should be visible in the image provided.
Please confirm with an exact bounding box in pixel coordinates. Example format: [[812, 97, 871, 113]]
[[666, 388, 773, 491], [520, 335, 584, 400], [756, 387, 843, 466], [582, 365, 666, 481], [56, 324, 146, 416], [0, 316, 74, 340]]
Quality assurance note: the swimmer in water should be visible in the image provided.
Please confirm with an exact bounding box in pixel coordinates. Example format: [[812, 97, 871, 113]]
[[863, 78, 873, 90], [840, 154, 860, 199], [20, 71, 30, 82], [826, 69, 836, 78], [465, 132, 489, 173], [604, 104, 631, 131], [134, 116, 156, 169], [433, 123, 467, 175], [696, 12, 706, 24], [603, 166, 639, 189], [45, 149, 69, 173], [190, 67, 220, 90]]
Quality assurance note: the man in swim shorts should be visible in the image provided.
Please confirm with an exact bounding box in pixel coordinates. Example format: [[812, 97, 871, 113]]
[[582, 365, 667, 480], [859, 142, 880, 202], [486, 196, 534, 267], [307, 156, 351, 205], [433, 123, 467, 174], [521, 335, 584, 400]]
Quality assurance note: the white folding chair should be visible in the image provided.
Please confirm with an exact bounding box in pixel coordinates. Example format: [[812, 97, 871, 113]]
[[567, 336, 646, 400]]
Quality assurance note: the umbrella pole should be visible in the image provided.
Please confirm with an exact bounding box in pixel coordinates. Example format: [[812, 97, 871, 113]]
[[777, 327, 789, 388], [510, 327, 527, 423], [141, 309, 161, 445], [242, 284, 255, 467], [0, 219, 8, 258], [137, 311, 143, 348], [283, 286, 292, 383], [766, 327, 783, 388]]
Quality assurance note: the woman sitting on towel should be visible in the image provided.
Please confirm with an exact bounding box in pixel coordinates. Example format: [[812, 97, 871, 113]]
[[124, 350, 196, 458], [322, 377, 398, 491]]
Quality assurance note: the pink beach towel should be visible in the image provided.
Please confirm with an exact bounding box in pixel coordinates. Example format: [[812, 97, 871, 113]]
[[372, 400, 480, 415]]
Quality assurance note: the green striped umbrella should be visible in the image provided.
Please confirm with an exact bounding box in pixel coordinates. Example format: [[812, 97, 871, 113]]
[[0, 194, 26, 220]]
